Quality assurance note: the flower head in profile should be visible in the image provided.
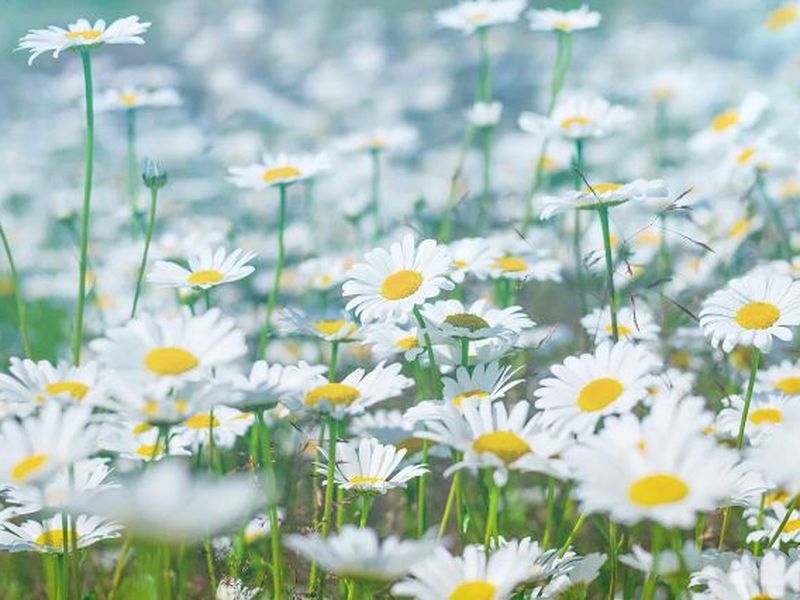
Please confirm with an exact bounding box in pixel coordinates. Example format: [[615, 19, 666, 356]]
[[95, 86, 181, 112], [435, 0, 525, 34], [148, 247, 257, 291], [228, 153, 330, 190], [527, 5, 601, 32], [539, 179, 669, 219], [519, 92, 633, 141], [0, 514, 121, 554], [17, 16, 151, 64]]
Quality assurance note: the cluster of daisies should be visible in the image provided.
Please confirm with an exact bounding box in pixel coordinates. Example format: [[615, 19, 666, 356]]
[[6, 0, 800, 599]]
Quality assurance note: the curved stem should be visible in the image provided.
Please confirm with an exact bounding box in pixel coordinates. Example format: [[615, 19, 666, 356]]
[[484, 480, 500, 548], [258, 183, 288, 358], [768, 494, 800, 548], [597, 205, 618, 342], [558, 511, 587, 558], [0, 220, 32, 357], [438, 470, 460, 539], [73, 49, 95, 366], [131, 187, 158, 318]]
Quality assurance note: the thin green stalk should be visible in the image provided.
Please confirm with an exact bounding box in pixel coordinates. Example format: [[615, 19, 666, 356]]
[[438, 471, 460, 539], [60, 513, 70, 600], [0, 220, 31, 357], [412, 306, 441, 399], [107, 534, 131, 600], [558, 511, 587, 558], [329, 341, 340, 382], [542, 477, 556, 548], [460, 338, 470, 370], [479, 125, 492, 219], [370, 149, 382, 240], [203, 540, 217, 593], [571, 139, 587, 320], [125, 107, 140, 236], [477, 27, 491, 102], [131, 186, 158, 318], [258, 414, 283, 599], [73, 49, 95, 366], [484, 480, 500, 548], [753, 492, 767, 555], [607, 519, 618, 600], [359, 495, 374, 528], [258, 183, 288, 358], [417, 440, 429, 537], [643, 524, 663, 600], [736, 348, 762, 449], [768, 494, 800, 548], [310, 417, 338, 594], [597, 205, 619, 342]]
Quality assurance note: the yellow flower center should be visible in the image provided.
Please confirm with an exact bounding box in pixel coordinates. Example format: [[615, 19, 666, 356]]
[[735, 301, 780, 330], [453, 389, 489, 407], [576, 378, 624, 412], [35, 529, 78, 551], [348, 475, 383, 485], [590, 182, 623, 194], [119, 93, 139, 107], [783, 519, 800, 534], [767, 489, 791, 504], [472, 431, 531, 464], [396, 336, 418, 351], [727, 217, 750, 239], [494, 256, 527, 272], [11, 453, 48, 482], [467, 11, 489, 24], [560, 116, 591, 129], [605, 324, 633, 337], [313, 320, 347, 336], [452, 259, 468, 269], [135, 443, 164, 459], [781, 180, 800, 199], [444, 313, 490, 332], [132, 422, 153, 435], [711, 110, 739, 132], [555, 20, 573, 31], [775, 377, 800, 395], [65, 29, 103, 40], [261, 165, 302, 183], [144, 347, 200, 376], [737, 146, 756, 165], [44, 381, 89, 401], [304, 383, 361, 407], [749, 407, 782, 425], [363, 136, 388, 149], [628, 474, 689, 507], [187, 269, 224, 286], [185, 414, 221, 429], [449, 581, 496, 600], [380, 270, 423, 300], [767, 4, 799, 30]]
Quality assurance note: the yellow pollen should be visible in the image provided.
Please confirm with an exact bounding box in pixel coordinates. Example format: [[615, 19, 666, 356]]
[[144, 347, 199, 376], [494, 256, 527, 272], [590, 182, 623, 194], [541, 154, 557, 171], [577, 378, 623, 412], [711, 110, 739, 132], [561, 116, 591, 129], [452, 389, 489, 407], [749, 595, 774, 600], [605, 323, 633, 337], [363, 136, 388, 149], [780, 180, 800, 199], [767, 4, 799, 30], [784, 519, 800, 533], [628, 474, 689, 507], [185, 414, 221, 429], [444, 313, 490, 332], [44, 381, 89, 401], [11, 454, 48, 482], [304, 383, 361, 407], [735, 301, 780, 330], [313, 320, 347, 336], [135, 444, 163, 459], [467, 11, 489, 24], [119, 93, 138, 107], [728, 217, 751, 239], [555, 20, 573, 31], [396, 336, 418, 351], [380, 270, 423, 300], [737, 146, 756, 165], [636, 440, 647, 453], [775, 377, 800, 395], [449, 581, 496, 600], [767, 489, 791, 504], [65, 29, 103, 40], [261, 165, 302, 183], [35, 529, 78, 551], [348, 475, 383, 485], [132, 422, 153, 435], [452, 259, 468, 269], [187, 269, 224, 286], [749, 407, 782, 425], [472, 431, 531, 464]]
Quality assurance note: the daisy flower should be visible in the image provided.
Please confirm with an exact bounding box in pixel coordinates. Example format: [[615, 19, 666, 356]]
[[147, 247, 257, 291], [278, 307, 359, 343], [486, 249, 562, 282], [228, 153, 330, 190], [690, 551, 800, 599], [285, 526, 438, 582], [716, 393, 797, 445], [527, 5, 602, 32], [392, 542, 533, 599], [1, 514, 121, 554], [566, 414, 739, 528], [173, 405, 254, 449], [581, 305, 661, 344], [539, 179, 669, 219], [435, 1, 526, 35], [333, 126, 418, 154], [0, 403, 95, 488], [534, 342, 659, 435], [317, 437, 427, 494], [689, 92, 769, 153], [747, 502, 800, 546], [519, 92, 633, 141], [350, 410, 421, 451], [287, 361, 413, 418], [0, 357, 102, 409], [442, 361, 523, 407], [95, 86, 180, 111], [17, 16, 151, 64], [101, 424, 191, 462], [699, 275, 800, 353], [361, 324, 425, 362], [757, 359, 800, 396], [342, 235, 454, 323], [766, 3, 800, 31], [415, 399, 569, 486], [421, 299, 534, 342], [448, 237, 498, 283], [225, 360, 327, 408], [90, 309, 247, 386]]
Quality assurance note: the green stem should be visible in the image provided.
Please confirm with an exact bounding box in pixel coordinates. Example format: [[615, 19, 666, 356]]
[[125, 108, 140, 236], [753, 492, 766, 556], [571, 139, 587, 320], [329, 341, 340, 383], [477, 27, 491, 102], [131, 186, 158, 318], [258, 414, 283, 599], [460, 338, 470, 370], [558, 511, 587, 558], [768, 494, 800, 548], [107, 534, 131, 600], [484, 480, 500, 548], [643, 524, 663, 600], [310, 417, 337, 595], [438, 471, 460, 539], [60, 513, 70, 600], [359, 495, 374, 528], [258, 183, 288, 359], [607, 519, 618, 600], [736, 348, 762, 449], [438, 127, 475, 242], [417, 441, 429, 537], [0, 220, 32, 357], [597, 205, 619, 342], [542, 478, 556, 548], [73, 49, 95, 366], [412, 306, 441, 399]]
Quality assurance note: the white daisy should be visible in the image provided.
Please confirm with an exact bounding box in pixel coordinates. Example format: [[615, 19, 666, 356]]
[[448, 237, 498, 283], [101, 423, 192, 462], [486, 249, 563, 282], [361, 324, 425, 362], [225, 360, 326, 408], [333, 126, 418, 154], [95, 86, 180, 111], [442, 361, 523, 407], [581, 305, 661, 344], [750, 426, 800, 494], [690, 551, 800, 599], [747, 502, 800, 546], [527, 5, 601, 32], [435, 1, 525, 34], [689, 92, 770, 154], [173, 405, 254, 449], [0, 357, 102, 409], [1, 514, 121, 554], [699, 275, 800, 353], [343, 235, 454, 323], [466, 101, 502, 127], [766, 3, 800, 31], [757, 359, 800, 396], [278, 307, 359, 343], [17, 16, 151, 64], [716, 393, 797, 445], [228, 153, 330, 190], [147, 247, 257, 290], [539, 179, 670, 219], [534, 342, 659, 435], [519, 92, 633, 141], [421, 299, 534, 342], [317, 437, 427, 494]]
